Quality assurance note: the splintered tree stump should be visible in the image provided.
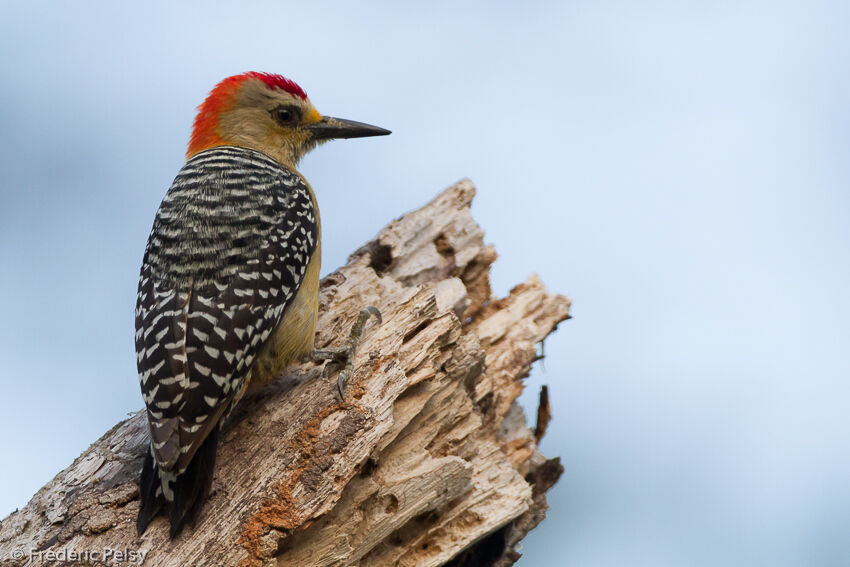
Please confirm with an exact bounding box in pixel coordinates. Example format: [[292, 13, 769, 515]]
[[0, 181, 571, 566]]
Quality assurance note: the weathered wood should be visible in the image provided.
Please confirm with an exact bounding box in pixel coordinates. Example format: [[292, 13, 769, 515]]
[[0, 180, 570, 566]]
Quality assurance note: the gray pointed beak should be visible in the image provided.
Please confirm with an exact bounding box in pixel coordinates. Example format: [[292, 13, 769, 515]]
[[306, 116, 391, 140]]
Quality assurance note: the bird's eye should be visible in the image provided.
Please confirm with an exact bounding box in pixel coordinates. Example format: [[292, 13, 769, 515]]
[[272, 106, 299, 125]]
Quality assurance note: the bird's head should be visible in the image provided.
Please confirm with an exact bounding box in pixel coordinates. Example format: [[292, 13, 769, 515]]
[[187, 72, 390, 167]]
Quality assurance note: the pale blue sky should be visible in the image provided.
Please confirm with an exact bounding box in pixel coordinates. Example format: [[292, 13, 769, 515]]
[[1, 1, 849, 565]]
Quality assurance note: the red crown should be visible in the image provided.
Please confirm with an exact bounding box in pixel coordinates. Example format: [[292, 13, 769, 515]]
[[239, 72, 308, 100]]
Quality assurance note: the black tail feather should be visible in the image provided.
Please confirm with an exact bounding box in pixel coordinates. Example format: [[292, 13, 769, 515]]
[[136, 428, 219, 539], [136, 448, 162, 536], [168, 427, 219, 538]]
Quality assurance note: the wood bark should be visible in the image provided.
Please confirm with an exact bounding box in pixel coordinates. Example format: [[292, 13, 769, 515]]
[[0, 181, 571, 567]]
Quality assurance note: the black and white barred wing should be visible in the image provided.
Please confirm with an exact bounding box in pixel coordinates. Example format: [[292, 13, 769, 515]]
[[135, 146, 318, 475], [135, 266, 282, 474]]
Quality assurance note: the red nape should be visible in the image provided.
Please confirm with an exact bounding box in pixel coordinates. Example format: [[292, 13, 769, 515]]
[[187, 72, 308, 157]]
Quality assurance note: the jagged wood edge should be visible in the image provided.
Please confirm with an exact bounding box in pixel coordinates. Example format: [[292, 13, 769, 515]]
[[0, 180, 570, 567]]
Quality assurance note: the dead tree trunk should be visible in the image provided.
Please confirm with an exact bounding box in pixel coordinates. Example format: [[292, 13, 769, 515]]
[[0, 181, 571, 567]]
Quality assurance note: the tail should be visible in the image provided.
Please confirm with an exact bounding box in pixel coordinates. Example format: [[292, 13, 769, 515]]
[[137, 427, 220, 538]]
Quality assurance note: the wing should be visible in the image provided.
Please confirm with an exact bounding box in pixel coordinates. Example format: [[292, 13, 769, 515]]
[[135, 146, 318, 474]]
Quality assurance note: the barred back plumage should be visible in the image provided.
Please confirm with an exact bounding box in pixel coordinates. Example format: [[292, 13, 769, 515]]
[[144, 146, 316, 286], [134, 146, 318, 536]]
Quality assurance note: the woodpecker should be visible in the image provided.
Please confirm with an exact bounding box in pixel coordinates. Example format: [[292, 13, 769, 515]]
[[135, 72, 389, 538]]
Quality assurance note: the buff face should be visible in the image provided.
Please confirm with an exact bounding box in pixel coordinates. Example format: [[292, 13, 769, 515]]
[[187, 72, 390, 168]]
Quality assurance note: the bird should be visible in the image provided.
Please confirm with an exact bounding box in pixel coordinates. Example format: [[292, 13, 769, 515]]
[[134, 71, 390, 538]]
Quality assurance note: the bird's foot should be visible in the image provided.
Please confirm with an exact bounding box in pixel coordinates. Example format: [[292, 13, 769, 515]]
[[308, 306, 382, 399]]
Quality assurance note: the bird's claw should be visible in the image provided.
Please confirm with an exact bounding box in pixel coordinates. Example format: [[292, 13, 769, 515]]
[[310, 306, 382, 399]]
